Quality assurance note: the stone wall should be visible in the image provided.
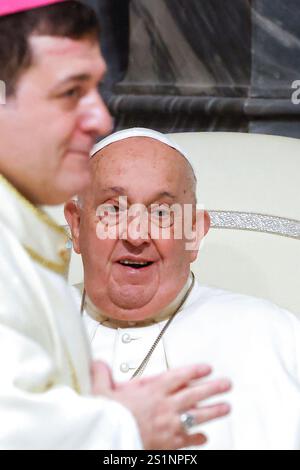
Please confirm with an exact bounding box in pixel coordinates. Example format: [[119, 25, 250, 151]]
[[88, 0, 300, 137]]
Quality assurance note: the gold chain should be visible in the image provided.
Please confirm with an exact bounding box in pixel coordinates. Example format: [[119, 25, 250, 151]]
[[131, 273, 195, 379]]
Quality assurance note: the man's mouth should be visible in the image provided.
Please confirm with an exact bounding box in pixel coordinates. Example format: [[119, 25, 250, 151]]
[[118, 259, 154, 270]]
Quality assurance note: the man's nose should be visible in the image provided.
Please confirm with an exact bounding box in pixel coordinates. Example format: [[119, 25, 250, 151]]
[[78, 90, 113, 138], [124, 232, 150, 248], [121, 212, 151, 247]]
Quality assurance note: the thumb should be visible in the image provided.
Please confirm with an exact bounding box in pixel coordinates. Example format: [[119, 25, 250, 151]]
[[91, 360, 115, 396]]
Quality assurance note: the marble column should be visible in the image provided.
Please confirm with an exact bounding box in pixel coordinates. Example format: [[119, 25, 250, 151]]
[[249, 0, 300, 137], [107, 0, 252, 132], [91, 0, 300, 137]]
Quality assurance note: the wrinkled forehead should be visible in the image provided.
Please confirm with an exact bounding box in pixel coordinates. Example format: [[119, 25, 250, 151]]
[[85, 137, 191, 202], [92, 136, 188, 178]]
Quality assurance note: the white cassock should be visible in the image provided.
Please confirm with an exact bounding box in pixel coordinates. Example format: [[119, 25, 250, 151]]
[[0, 176, 142, 450], [82, 275, 300, 450]]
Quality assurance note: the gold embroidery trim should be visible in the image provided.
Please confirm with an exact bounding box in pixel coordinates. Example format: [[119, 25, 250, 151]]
[[65, 349, 81, 394], [0, 174, 66, 235], [0, 175, 70, 275], [25, 245, 68, 275]]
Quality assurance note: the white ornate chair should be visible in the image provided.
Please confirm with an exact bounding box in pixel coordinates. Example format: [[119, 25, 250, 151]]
[[45, 132, 300, 316]]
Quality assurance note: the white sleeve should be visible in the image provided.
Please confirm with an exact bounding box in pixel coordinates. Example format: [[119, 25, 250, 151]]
[[0, 322, 142, 450], [285, 310, 300, 382], [0, 237, 142, 450]]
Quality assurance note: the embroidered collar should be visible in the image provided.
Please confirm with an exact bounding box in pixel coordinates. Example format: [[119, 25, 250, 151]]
[[0, 175, 70, 275], [82, 274, 193, 329]]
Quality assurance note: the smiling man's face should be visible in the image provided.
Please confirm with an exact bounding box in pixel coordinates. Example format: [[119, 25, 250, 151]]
[[0, 35, 112, 205], [65, 137, 210, 322]]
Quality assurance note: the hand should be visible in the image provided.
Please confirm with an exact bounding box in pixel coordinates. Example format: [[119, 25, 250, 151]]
[[91, 362, 231, 450]]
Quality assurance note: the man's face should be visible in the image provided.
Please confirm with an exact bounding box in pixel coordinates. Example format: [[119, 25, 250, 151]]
[[66, 137, 210, 322], [0, 35, 112, 205]]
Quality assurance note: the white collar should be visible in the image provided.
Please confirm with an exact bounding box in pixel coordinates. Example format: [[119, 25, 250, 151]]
[[81, 274, 193, 329]]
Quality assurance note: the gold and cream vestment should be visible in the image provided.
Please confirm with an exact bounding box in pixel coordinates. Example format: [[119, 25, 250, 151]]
[[0, 176, 142, 450]]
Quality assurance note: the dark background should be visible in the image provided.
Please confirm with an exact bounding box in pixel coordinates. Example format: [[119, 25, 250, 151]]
[[86, 0, 300, 138]]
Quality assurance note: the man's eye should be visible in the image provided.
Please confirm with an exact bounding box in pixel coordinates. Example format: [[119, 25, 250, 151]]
[[102, 204, 128, 215], [102, 205, 118, 214], [153, 207, 170, 218], [61, 87, 82, 99], [150, 206, 174, 228]]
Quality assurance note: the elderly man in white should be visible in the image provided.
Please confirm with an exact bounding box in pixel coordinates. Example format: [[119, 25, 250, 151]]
[[65, 128, 300, 450]]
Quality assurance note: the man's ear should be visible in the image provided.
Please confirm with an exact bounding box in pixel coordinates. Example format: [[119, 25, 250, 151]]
[[64, 200, 81, 254], [188, 209, 211, 262], [202, 210, 211, 237]]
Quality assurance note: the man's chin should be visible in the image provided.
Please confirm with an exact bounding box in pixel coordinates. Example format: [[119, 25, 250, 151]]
[[62, 152, 91, 188], [51, 171, 90, 205], [108, 283, 158, 312]]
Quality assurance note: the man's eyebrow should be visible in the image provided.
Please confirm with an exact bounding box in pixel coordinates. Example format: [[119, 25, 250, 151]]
[[53, 74, 93, 88], [100, 188, 176, 200], [51, 69, 107, 92], [154, 191, 176, 200], [93, 187, 126, 207]]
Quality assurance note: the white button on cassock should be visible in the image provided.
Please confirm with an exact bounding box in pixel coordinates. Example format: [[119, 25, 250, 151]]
[[120, 363, 130, 373], [122, 333, 131, 344]]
